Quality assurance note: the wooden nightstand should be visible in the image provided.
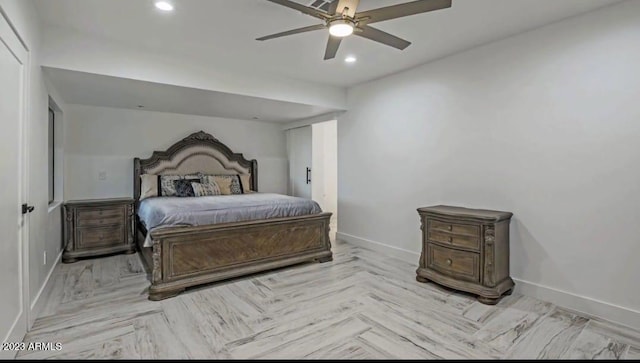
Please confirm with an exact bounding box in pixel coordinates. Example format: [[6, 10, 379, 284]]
[[416, 205, 514, 305], [62, 198, 135, 263]]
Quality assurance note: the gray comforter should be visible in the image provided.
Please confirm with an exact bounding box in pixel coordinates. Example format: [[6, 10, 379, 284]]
[[138, 193, 322, 247]]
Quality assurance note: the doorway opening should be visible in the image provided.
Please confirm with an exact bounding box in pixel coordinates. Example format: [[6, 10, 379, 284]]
[[286, 120, 338, 238]]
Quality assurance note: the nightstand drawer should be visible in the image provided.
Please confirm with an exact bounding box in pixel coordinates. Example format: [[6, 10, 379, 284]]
[[77, 214, 124, 227], [428, 219, 479, 237], [428, 230, 480, 250], [427, 244, 480, 283], [77, 207, 124, 222], [77, 225, 126, 249]]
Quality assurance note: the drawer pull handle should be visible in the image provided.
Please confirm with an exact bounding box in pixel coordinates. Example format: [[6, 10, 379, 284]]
[[446, 258, 452, 266], [447, 225, 452, 231], [448, 237, 453, 243]]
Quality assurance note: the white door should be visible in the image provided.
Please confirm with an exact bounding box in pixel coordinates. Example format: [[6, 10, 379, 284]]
[[287, 126, 312, 199], [0, 11, 28, 353], [311, 120, 338, 227]]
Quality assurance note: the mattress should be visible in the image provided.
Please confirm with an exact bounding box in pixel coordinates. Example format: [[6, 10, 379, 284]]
[[138, 193, 323, 247]]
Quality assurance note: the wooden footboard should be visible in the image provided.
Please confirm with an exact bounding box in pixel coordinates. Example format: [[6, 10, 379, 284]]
[[137, 213, 333, 300]]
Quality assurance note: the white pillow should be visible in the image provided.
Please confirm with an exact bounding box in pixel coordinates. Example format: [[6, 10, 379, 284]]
[[140, 174, 158, 200], [239, 174, 252, 192]]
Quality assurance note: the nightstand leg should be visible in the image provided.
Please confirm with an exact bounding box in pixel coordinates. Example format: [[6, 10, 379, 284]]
[[125, 248, 137, 255], [504, 288, 514, 296], [62, 255, 77, 264], [477, 295, 501, 305], [149, 288, 185, 301], [416, 275, 429, 283]]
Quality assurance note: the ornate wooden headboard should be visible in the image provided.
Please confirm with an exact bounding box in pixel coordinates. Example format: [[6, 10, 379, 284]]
[[133, 131, 258, 204]]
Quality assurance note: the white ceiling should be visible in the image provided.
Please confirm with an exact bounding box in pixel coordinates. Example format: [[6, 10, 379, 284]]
[[44, 67, 339, 122], [34, 0, 622, 87]]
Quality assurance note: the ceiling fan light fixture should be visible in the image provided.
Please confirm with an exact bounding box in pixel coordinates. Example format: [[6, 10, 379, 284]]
[[154, 1, 174, 12], [329, 19, 354, 37], [257, 0, 453, 60]]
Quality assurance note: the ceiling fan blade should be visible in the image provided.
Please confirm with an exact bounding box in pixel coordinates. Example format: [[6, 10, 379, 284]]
[[334, 0, 360, 18], [256, 24, 326, 41], [354, 25, 411, 50], [327, 0, 339, 15], [356, 0, 451, 25], [266, 0, 330, 20], [324, 35, 342, 60]]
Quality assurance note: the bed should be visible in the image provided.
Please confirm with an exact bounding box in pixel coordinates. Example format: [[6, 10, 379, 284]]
[[134, 131, 333, 300]]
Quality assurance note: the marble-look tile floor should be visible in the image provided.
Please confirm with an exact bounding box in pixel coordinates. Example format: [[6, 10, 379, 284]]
[[19, 240, 640, 359]]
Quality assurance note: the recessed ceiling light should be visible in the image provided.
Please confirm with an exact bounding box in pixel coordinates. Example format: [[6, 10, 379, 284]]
[[345, 56, 357, 63], [155, 1, 174, 11]]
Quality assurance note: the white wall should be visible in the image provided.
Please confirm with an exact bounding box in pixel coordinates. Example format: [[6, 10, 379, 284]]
[[64, 104, 288, 199], [338, 1, 640, 328], [0, 0, 65, 328]]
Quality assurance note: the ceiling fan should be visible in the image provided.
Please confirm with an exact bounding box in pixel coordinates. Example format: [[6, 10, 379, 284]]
[[256, 0, 452, 60]]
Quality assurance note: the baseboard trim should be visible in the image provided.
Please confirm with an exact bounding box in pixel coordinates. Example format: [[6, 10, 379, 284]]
[[512, 278, 640, 331], [29, 250, 62, 328], [336, 232, 420, 265], [0, 312, 25, 359], [336, 231, 640, 330]]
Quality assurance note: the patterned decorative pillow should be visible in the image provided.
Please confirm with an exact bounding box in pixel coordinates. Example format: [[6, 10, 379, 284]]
[[219, 175, 243, 194], [173, 179, 199, 197], [214, 177, 233, 195], [191, 182, 221, 197], [159, 175, 182, 196], [159, 175, 199, 196], [199, 174, 243, 194]]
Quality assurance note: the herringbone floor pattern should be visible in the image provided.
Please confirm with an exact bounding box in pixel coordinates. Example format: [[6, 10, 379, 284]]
[[19, 241, 640, 359]]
